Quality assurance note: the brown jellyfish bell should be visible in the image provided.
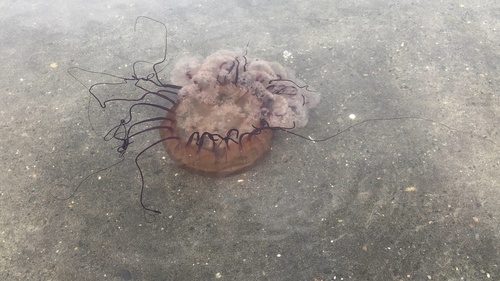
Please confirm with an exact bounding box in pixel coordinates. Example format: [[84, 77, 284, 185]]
[[159, 50, 320, 177]]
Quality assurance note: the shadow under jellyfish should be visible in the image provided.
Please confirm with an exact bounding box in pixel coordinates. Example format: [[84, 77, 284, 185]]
[[69, 17, 319, 217]]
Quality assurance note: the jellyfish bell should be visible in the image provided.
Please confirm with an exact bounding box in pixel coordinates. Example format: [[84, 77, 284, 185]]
[[159, 50, 320, 177]]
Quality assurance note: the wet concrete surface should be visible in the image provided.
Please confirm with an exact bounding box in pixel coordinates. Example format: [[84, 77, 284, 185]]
[[1, 0, 499, 280]]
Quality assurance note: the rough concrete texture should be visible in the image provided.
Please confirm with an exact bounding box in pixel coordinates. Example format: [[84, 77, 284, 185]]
[[1, 0, 499, 280]]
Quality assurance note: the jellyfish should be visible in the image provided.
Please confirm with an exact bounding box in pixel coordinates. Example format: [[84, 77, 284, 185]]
[[69, 17, 319, 217]]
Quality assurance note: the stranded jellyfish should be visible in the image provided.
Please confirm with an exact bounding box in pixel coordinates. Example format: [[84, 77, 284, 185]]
[[69, 17, 319, 216]]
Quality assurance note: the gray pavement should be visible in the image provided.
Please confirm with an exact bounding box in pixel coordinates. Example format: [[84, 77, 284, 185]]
[[1, 0, 499, 280]]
